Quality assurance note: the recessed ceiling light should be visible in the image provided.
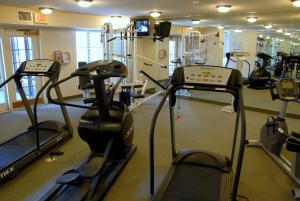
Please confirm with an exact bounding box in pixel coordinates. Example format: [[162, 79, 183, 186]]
[[264, 24, 272, 29], [217, 25, 224, 29], [75, 0, 93, 8], [39, 7, 54, 15], [235, 29, 243, 33], [246, 17, 258, 23], [285, 32, 291, 35], [276, 29, 283, 33], [280, 39, 284, 42], [192, 20, 201, 25], [276, 38, 280, 41], [216, 5, 232, 13], [259, 34, 264, 38], [266, 36, 270, 39], [155, 21, 160, 25], [150, 12, 161, 18], [292, 0, 300, 7], [187, 27, 194, 30]]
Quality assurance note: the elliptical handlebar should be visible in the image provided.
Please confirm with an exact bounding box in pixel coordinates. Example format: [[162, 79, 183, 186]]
[[139, 70, 168, 90], [47, 60, 128, 111]]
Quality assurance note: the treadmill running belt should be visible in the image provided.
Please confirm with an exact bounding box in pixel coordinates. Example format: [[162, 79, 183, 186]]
[[161, 164, 230, 201], [0, 129, 61, 169]]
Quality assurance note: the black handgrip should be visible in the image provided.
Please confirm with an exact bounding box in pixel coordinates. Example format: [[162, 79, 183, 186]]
[[83, 98, 96, 104], [144, 63, 153, 66], [82, 83, 94, 90], [269, 80, 279, 100]]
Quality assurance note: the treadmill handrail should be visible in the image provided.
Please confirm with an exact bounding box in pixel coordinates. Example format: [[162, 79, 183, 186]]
[[149, 82, 247, 201], [33, 71, 60, 150], [0, 74, 15, 89]]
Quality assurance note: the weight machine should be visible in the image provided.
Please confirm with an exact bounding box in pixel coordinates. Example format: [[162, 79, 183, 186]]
[[102, 22, 169, 110], [182, 31, 203, 66]]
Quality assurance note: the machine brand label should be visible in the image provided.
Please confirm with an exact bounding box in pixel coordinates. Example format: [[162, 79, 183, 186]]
[[0, 167, 15, 179]]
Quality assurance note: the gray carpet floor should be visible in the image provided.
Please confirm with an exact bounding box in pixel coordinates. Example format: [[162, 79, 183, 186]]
[[0, 97, 299, 201], [189, 86, 300, 116]]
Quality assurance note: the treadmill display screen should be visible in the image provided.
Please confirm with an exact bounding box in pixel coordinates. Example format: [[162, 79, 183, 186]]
[[24, 60, 54, 72], [184, 66, 232, 86], [281, 82, 293, 89]]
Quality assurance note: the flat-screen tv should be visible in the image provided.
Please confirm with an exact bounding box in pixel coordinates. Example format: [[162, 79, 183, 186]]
[[154, 21, 172, 38], [134, 19, 150, 36]]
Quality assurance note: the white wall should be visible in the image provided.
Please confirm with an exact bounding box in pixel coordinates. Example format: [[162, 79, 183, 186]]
[[225, 30, 258, 77], [0, 4, 111, 100], [39, 29, 81, 98], [0, 5, 107, 29]]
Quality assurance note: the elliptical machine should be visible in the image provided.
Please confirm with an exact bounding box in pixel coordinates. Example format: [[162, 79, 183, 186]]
[[248, 53, 272, 89], [40, 60, 136, 201]]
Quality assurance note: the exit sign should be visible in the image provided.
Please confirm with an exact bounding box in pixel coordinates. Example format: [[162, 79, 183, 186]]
[[34, 13, 48, 24]]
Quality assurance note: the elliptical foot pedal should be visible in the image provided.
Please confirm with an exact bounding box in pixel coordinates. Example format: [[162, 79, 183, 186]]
[[56, 170, 81, 184], [80, 156, 104, 179], [286, 138, 300, 153], [291, 189, 300, 200], [292, 131, 300, 139]]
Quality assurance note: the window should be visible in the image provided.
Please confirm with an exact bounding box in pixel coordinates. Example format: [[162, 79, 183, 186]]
[[10, 36, 36, 100], [112, 33, 126, 63], [76, 31, 104, 64], [169, 40, 177, 76]]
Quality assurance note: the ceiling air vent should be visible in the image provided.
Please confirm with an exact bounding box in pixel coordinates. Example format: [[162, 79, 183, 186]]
[[17, 11, 33, 22]]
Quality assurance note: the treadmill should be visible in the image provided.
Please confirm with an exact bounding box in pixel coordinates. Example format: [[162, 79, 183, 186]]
[[0, 59, 73, 182], [149, 65, 247, 201]]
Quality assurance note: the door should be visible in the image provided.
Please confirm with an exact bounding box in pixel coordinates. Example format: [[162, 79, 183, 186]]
[[1, 29, 42, 110]]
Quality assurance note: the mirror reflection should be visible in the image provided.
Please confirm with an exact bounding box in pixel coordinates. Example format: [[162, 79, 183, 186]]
[[168, 10, 300, 116]]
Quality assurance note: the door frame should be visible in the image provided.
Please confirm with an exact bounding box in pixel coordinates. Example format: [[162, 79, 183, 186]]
[[0, 29, 9, 112]]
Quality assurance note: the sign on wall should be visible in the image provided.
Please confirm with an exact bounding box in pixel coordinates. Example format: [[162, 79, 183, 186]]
[[34, 13, 48, 24]]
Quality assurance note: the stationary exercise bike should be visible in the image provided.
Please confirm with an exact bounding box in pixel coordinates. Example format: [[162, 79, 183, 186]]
[[40, 60, 136, 201], [248, 55, 300, 200]]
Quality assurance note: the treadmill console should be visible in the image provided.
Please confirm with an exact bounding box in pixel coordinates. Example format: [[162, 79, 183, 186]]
[[24, 60, 55, 73], [184, 67, 232, 86], [276, 80, 299, 101]]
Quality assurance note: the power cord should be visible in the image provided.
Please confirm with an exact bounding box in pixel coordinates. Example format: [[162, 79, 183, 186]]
[[49, 141, 65, 160]]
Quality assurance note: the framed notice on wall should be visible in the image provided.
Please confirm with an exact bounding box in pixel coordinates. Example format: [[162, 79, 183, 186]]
[[53, 51, 70, 64], [61, 52, 70, 64]]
